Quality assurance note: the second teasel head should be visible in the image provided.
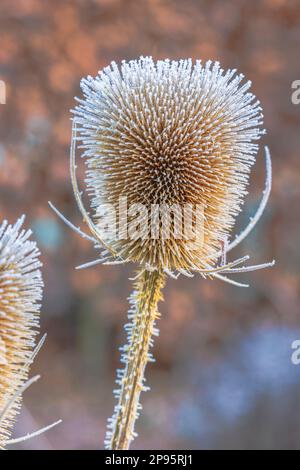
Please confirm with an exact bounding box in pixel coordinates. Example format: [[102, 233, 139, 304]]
[[73, 57, 264, 273]]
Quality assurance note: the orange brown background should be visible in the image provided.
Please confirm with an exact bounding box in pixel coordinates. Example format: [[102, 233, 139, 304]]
[[0, 0, 300, 449]]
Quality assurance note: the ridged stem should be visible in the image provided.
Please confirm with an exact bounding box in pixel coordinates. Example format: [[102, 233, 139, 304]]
[[105, 268, 165, 450]]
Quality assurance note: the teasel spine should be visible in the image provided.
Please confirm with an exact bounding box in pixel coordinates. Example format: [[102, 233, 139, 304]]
[[105, 268, 165, 450]]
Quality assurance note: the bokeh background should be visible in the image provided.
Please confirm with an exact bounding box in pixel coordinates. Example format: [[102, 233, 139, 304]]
[[0, 0, 300, 450]]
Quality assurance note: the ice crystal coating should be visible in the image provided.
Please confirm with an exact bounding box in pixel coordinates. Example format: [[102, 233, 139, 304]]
[[0, 216, 42, 446], [73, 57, 264, 271]]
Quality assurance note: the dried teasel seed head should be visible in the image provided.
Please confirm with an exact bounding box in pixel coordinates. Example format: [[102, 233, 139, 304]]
[[73, 57, 264, 271], [0, 216, 42, 447]]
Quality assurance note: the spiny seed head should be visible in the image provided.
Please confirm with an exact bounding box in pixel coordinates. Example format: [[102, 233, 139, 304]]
[[0, 217, 42, 446], [74, 57, 264, 271]]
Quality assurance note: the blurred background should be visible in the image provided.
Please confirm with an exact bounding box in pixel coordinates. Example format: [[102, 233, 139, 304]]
[[0, 0, 300, 450]]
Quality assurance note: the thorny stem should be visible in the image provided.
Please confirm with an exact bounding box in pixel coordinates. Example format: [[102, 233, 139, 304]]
[[106, 268, 165, 450]]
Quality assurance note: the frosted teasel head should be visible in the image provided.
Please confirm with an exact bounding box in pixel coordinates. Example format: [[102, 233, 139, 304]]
[[51, 57, 274, 284], [0, 216, 43, 447]]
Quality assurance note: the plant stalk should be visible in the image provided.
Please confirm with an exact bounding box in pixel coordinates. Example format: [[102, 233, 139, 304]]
[[105, 268, 165, 450]]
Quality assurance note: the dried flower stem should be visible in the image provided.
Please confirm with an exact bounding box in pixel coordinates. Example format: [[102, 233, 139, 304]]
[[106, 268, 165, 450]]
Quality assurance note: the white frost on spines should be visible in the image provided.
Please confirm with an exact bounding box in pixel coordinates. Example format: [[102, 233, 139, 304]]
[[0, 215, 43, 335], [0, 216, 43, 300], [74, 63, 262, 190], [64, 57, 275, 285], [74, 57, 263, 148]]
